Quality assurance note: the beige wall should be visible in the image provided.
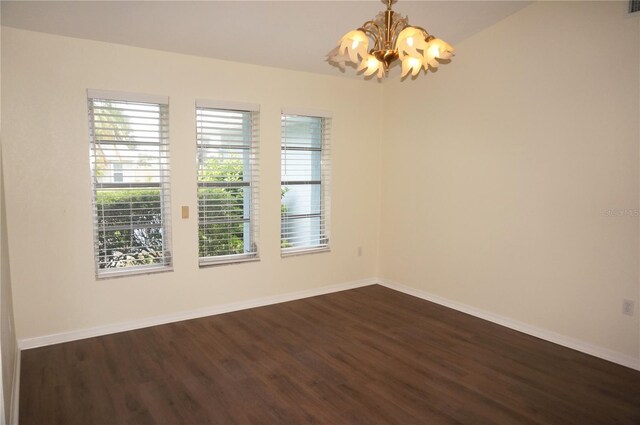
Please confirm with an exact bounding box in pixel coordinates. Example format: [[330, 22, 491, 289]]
[[381, 1, 640, 358], [0, 27, 382, 340]]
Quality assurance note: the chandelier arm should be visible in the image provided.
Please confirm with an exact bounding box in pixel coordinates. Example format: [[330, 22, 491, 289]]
[[389, 20, 409, 48], [360, 21, 385, 51]]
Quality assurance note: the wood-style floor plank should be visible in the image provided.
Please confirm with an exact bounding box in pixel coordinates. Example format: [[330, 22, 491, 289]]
[[19, 285, 640, 424]]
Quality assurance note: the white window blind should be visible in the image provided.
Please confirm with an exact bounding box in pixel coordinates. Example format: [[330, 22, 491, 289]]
[[196, 101, 259, 265], [281, 112, 331, 255], [88, 92, 172, 277]]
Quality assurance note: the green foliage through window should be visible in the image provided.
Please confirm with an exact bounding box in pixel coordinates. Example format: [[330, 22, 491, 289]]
[[198, 156, 247, 257], [95, 189, 165, 268]]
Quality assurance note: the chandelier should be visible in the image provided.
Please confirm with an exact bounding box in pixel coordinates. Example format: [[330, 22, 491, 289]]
[[327, 0, 455, 79]]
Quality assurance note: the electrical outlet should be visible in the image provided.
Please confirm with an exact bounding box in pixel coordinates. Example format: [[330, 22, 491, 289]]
[[622, 299, 635, 316], [357, 246, 363, 257]]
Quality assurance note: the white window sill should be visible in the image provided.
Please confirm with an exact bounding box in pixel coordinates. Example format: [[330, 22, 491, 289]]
[[97, 265, 173, 280], [199, 254, 260, 268], [281, 246, 330, 258]]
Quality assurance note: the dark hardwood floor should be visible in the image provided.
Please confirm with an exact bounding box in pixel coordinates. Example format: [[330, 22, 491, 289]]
[[20, 285, 640, 424]]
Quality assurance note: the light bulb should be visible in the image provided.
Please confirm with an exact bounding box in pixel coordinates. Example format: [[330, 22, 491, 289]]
[[352, 40, 360, 49], [407, 37, 414, 47], [401, 56, 423, 77]]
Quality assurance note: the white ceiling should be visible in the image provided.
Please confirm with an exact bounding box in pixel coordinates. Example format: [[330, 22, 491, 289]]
[[1, 1, 531, 78]]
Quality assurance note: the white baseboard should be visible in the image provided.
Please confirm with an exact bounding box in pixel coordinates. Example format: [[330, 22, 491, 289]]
[[10, 346, 19, 425], [18, 278, 376, 350], [378, 278, 640, 372], [17, 277, 640, 372]]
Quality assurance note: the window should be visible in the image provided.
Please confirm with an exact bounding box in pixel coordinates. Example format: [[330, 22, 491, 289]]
[[281, 109, 331, 255], [112, 163, 124, 183], [88, 90, 172, 277], [196, 100, 259, 265]]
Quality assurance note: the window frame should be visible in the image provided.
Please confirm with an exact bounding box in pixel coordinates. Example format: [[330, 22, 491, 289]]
[[280, 108, 331, 257], [196, 99, 260, 267], [88, 89, 173, 279]]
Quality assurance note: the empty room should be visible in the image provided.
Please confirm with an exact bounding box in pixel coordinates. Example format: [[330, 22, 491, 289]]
[[1, 0, 640, 424]]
